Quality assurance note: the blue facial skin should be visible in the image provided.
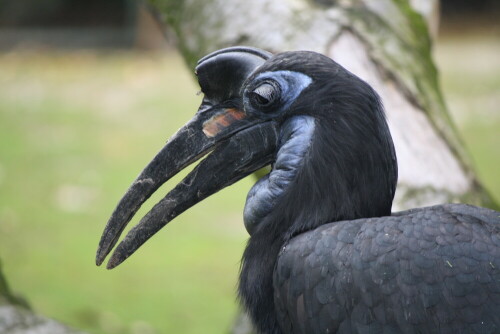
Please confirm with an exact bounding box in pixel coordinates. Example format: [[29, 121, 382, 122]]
[[243, 115, 316, 235], [243, 70, 313, 117]]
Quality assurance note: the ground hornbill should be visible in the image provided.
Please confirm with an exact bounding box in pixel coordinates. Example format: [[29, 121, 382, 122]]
[[96, 46, 500, 334]]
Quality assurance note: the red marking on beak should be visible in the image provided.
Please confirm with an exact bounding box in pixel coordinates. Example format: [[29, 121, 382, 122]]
[[203, 108, 246, 137]]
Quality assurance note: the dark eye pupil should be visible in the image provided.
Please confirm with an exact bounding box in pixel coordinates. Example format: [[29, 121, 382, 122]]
[[254, 93, 269, 105], [252, 83, 277, 106]]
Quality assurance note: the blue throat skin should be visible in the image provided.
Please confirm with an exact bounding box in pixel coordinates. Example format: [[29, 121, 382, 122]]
[[239, 115, 317, 334], [244, 116, 316, 235]]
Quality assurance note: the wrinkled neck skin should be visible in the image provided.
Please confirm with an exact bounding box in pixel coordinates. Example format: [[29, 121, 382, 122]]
[[244, 115, 316, 236], [239, 115, 315, 334]]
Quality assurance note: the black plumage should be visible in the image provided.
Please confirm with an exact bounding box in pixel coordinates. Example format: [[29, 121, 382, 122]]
[[96, 46, 500, 334], [274, 204, 500, 334]]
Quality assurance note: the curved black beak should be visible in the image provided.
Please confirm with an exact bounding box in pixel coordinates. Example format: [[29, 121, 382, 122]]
[[96, 46, 276, 268]]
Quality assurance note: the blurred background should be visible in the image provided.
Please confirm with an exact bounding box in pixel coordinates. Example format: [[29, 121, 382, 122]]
[[0, 0, 498, 333]]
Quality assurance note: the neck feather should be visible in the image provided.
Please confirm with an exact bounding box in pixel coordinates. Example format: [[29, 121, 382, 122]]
[[239, 104, 397, 333], [239, 115, 315, 334]]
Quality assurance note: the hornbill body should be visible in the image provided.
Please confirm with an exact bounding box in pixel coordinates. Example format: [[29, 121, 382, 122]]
[[96, 47, 500, 334]]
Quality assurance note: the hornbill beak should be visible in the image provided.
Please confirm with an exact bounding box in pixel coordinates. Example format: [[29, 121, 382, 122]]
[[96, 47, 278, 269]]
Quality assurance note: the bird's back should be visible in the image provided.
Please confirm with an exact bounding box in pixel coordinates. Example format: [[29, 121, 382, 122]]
[[274, 203, 500, 334]]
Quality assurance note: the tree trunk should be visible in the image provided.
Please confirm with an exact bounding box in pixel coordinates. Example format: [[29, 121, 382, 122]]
[[150, 0, 495, 210], [147, 0, 497, 333]]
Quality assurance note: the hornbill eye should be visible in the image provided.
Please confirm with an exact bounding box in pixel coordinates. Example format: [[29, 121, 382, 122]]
[[249, 81, 281, 108]]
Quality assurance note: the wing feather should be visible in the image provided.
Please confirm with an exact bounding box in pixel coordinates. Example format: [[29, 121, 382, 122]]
[[274, 204, 500, 333]]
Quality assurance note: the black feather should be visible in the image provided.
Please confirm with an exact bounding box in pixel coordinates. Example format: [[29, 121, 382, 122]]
[[233, 51, 500, 334]]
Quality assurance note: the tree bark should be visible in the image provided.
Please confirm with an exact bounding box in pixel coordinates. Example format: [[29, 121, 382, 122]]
[[150, 0, 495, 210], [147, 0, 497, 333]]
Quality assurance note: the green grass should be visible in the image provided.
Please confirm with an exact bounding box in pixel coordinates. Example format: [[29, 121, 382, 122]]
[[0, 51, 254, 334], [0, 36, 498, 334]]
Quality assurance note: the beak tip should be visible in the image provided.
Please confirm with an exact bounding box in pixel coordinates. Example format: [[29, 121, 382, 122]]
[[95, 238, 111, 267], [106, 246, 128, 270], [95, 252, 105, 266], [106, 255, 121, 270], [95, 229, 118, 267]]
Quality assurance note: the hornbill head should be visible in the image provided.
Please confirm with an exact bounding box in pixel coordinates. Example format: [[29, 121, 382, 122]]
[[96, 46, 397, 269]]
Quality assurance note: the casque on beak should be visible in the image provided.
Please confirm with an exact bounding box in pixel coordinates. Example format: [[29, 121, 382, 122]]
[[96, 47, 278, 269]]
